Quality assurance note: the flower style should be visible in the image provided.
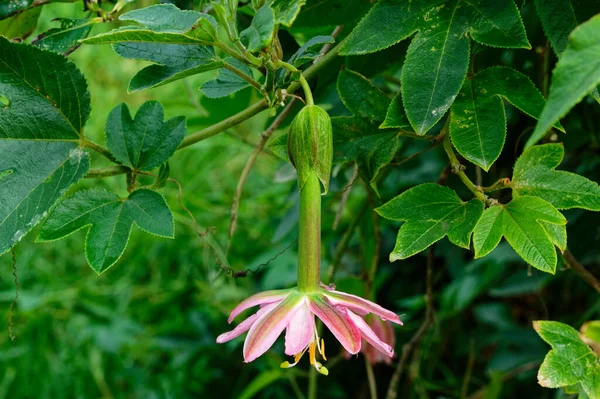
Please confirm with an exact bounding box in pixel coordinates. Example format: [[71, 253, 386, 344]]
[[216, 284, 402, 375]]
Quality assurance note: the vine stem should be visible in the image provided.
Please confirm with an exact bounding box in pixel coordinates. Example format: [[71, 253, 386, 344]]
[[226, 98, 298, 253], [442, 134, 487, 203], [386, 246, 435, 399], [563, 249, 600, 295]]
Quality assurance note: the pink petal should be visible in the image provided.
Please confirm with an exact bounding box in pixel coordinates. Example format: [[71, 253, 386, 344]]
[[243, 294, 304, 362], [284, 300, 315, 356], [324, 291, 402, 325], [347, 310, 394, 358], [308, 296, 361, 354], [228, 289, 292, 323], [216, 302, 279, 344]]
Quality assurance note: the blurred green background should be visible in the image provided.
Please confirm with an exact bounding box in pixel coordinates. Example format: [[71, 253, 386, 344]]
[[2, 1, 600, 399]]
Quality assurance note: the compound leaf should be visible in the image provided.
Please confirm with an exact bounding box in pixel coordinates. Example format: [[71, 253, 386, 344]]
[[376, 183, 484, 260], [106, 101, 186, 171], [341, 0, 530, 135], [38, 189, 174, 274], [450, 66, 562, 170], [512, 143, 600, 211], [473, 196, 566, 273], [534, 320, 600, 398]]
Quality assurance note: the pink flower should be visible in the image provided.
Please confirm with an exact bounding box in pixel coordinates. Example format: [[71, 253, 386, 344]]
[[216, 284, 402, 375], [344, 315, 396, 365]]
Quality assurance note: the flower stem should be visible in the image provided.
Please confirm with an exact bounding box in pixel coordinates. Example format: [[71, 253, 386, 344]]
[[276, 61, 314, 106], [297, 172, 321, 292]]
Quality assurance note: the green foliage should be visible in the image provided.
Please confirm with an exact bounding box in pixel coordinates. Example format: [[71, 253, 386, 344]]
[[380, 95, 409, 129], [0, 37, 90, 256], [377, 183, 483, 260], [83, 4, 221, 92], [200, 57, 253, 98], [0, 0, 34, 19], [331, 117, 400, 194], [473, 196, 566, 273], [240, 4, 274, 52], [38, 189, 174, 274], [32, 18, 93, 54], [105, 101, 186, 172], [270, 0, 305, 26], [450, 66, 561, 170], [82, 5, 217, 45], [3, 0, 600, 397], [530, 15, 600, 147], [535, 321, 600, 398], [333, 69, 402, 192], [512, 144, 600, 211], [0, 6, 40, 39], [341, 0, 530, 134]]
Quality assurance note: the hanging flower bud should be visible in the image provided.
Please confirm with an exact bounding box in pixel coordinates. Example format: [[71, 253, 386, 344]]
[[287, 105, 333, 193]]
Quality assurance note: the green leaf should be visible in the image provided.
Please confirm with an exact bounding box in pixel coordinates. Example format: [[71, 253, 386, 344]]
[[450, 66, 562, 170], [337, 68, 390, 123], [582, 321, 600, 345], [82, 4, 220, 91], [473, 196, 566, 273], [38, 189, 174, 274], [288, 35, 334, 68], [0, 38, 90, 255], [113, 42, 223, 92], [530, 15, 600, 148], [0, 0, 33, 20], [380, 94, 410, 129], [32, 18, 93, 55], [376, 183, 484, 260], [0, 6, 40, 39], [270, 0, 306, 27], [240, 5, 275, 52], [534, 320, 600, 398], [119, 4, 208, 34], [268, 133, 289, 161], [534, 0, 600, 56], [331, 117, 400, 194], [534, 0, 578, 55], [82, 4, 217, 45], [293, 0, 371, 28], [512, 143, 600, 211], [341, 0, 530, 134], [275, 35, 334, 88], [105, 101, 186, 171], [200, 58, 253, 98]]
